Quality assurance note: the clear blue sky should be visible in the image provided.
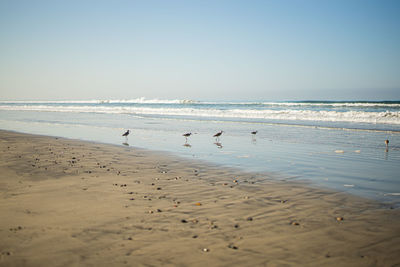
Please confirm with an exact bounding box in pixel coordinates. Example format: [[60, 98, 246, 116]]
[[0, 0, 399, 101]]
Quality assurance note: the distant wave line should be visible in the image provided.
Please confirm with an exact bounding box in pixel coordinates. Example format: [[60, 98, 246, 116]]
[[0, 98, 400, 107], [0, 98, 197, 105]]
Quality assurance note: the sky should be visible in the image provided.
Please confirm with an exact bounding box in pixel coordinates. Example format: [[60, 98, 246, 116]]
[[0, 0, 399, 101]]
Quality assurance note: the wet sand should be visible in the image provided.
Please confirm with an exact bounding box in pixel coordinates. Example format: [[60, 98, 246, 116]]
[[0, 130, 399, 266]]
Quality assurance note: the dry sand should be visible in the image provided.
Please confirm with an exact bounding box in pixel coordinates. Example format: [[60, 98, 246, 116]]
[[0, 130, 399, 266]]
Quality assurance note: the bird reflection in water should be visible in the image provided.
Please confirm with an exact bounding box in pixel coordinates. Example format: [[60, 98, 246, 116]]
[[251, 137, 257, 145], [183, 143, 192, 148], [214, 142, 223, 149]]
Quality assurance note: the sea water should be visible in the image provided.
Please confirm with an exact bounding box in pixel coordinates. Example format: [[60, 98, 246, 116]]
[[0, 99, 399, 206]]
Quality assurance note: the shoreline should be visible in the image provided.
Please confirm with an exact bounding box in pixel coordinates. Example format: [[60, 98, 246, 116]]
[[1, 110, 399, 205], [1, 130, 399, 266]]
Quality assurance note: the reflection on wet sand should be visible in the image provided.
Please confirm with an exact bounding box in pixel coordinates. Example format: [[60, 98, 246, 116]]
[[214, 142, 223, 149], [122, 142, 129, 146], [251, 136, 257, 145]]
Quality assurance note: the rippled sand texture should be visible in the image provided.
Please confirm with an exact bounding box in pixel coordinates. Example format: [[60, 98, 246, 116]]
[[0, 130, 399, 267]]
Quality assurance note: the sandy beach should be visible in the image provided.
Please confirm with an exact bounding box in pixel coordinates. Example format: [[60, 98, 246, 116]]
[[0, 130, 399, 267]]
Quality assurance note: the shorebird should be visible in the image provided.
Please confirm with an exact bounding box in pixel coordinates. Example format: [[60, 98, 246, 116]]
[[385, 139, 389, 148], [251, 131, 258, 135], [183, 132, 192, 141], [122, 130, 130, 137], [213, 131, 224, 140]]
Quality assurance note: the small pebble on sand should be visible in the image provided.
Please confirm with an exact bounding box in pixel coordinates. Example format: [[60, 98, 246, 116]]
[[202, 248, 209, 252], [336, 217, 344, 221]]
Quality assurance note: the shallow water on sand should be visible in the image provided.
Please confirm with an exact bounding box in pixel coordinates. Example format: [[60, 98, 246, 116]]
[[1, 110, 399, 206]]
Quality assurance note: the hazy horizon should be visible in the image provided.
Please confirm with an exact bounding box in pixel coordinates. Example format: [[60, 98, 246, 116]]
[[1, 97, 400, 103], [1, 0, 399, 101]]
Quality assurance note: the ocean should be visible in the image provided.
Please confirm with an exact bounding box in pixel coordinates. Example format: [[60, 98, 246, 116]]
[[1, 98, 399, 206]]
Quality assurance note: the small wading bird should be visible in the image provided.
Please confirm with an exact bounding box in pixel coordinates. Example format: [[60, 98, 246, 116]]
[[213, 130, 224, 140], [251, 130, 258, 144], [122, 130, 130, 139], [385, 139, 389, 148], [183, 132, 192, 141]]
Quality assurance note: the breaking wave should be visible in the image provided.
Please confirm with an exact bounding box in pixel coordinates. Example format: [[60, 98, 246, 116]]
[[1, 104, 399, 125], [0, 97, 198, 104]]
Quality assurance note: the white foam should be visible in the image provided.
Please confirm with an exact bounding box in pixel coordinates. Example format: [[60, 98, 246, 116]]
[[258, 102, 400, 108], [384, 193, 400, 196], [0, 97, 197, 104], [1, 104, 399, 125]]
